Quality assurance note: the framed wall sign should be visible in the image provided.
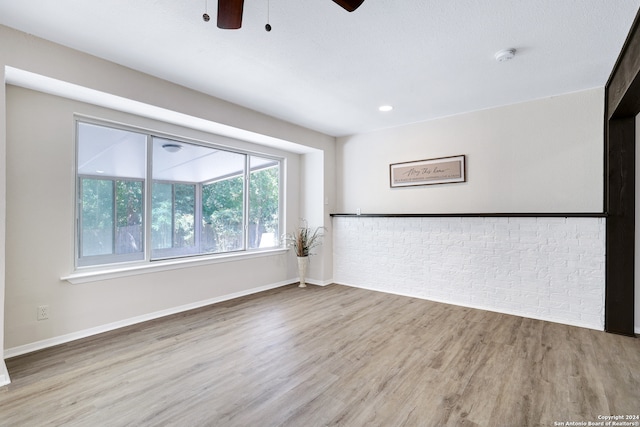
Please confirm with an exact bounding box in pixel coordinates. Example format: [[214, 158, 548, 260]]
[[390, 155, 466, 188]]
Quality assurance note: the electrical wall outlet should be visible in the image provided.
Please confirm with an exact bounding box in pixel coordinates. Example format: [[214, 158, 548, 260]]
[[37, 305, 49, 321]]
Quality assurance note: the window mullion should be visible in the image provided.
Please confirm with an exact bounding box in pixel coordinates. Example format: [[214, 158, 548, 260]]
[[171, 184, 176, 249], [279, 161, 284, 248], [77, 178, 83, 261], [112, 180, 117, 255], [145, 135, 153, 262], [195, 183, 202, 253], [244, 155, 250, 251]]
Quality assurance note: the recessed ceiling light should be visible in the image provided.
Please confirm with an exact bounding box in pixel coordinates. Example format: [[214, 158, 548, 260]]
[[495, 48, 516, 62], [96, 170, 105, 174], [379, 105, 393, 112]]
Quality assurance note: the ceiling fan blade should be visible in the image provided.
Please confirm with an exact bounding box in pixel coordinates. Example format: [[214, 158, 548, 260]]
[[332, 0, 365, 12], [217, 0, 244, 29]]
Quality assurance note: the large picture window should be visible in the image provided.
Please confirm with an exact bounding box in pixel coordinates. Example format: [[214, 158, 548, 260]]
[[76, 121, 282, 268]]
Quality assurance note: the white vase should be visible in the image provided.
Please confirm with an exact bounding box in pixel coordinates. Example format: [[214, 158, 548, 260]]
[[297, 256, 309, 287]]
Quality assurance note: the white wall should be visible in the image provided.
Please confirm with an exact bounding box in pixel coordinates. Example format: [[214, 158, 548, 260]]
[[334, 216, 606, 330], [334, 90, 608, 330], [0, 25, 336, 361], [4, 86, 294, 351], [300, 150, 334, 284], [336, 88, 604, 214]]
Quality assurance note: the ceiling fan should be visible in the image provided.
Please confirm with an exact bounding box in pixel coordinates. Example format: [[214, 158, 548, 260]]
[[216, 0, 365, 29]]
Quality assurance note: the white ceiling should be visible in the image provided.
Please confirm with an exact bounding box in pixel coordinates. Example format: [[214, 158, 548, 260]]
[[1, 0, 639, 137]]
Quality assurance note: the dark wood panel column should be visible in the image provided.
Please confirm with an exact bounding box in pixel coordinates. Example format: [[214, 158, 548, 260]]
[[604, 7, 640, 337], [605, 117, 635, 335]]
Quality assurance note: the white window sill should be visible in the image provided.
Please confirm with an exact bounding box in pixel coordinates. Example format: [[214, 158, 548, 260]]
[[61, 248, 289, 284]]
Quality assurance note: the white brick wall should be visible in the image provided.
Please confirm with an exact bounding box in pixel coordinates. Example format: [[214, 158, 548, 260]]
[[332, 216, 606, 330]]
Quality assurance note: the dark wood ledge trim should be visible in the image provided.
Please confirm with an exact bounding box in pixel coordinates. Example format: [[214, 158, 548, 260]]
[[330, 212, 608, 218]]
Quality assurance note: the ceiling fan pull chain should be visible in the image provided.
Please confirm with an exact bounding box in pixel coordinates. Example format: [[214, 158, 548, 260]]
[[265, 0, 272, 31], [202, 0, 210, 22]]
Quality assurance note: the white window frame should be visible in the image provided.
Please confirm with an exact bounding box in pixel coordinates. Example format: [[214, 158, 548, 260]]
[[74, 118, 285, 273]]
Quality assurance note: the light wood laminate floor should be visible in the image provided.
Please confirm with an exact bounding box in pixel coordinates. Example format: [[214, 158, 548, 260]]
[[1, 284, 639, 426]]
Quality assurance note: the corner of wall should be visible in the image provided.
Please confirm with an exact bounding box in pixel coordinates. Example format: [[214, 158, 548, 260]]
[[301, 149, 333, 283], [0, 360, 10, 387]]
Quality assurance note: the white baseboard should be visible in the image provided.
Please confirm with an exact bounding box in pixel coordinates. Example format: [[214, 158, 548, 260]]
[[304, 278, 333, 286], [0, 360, 10, 387], [4, 280, 294, 359], [334, 281, 605, 332]]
